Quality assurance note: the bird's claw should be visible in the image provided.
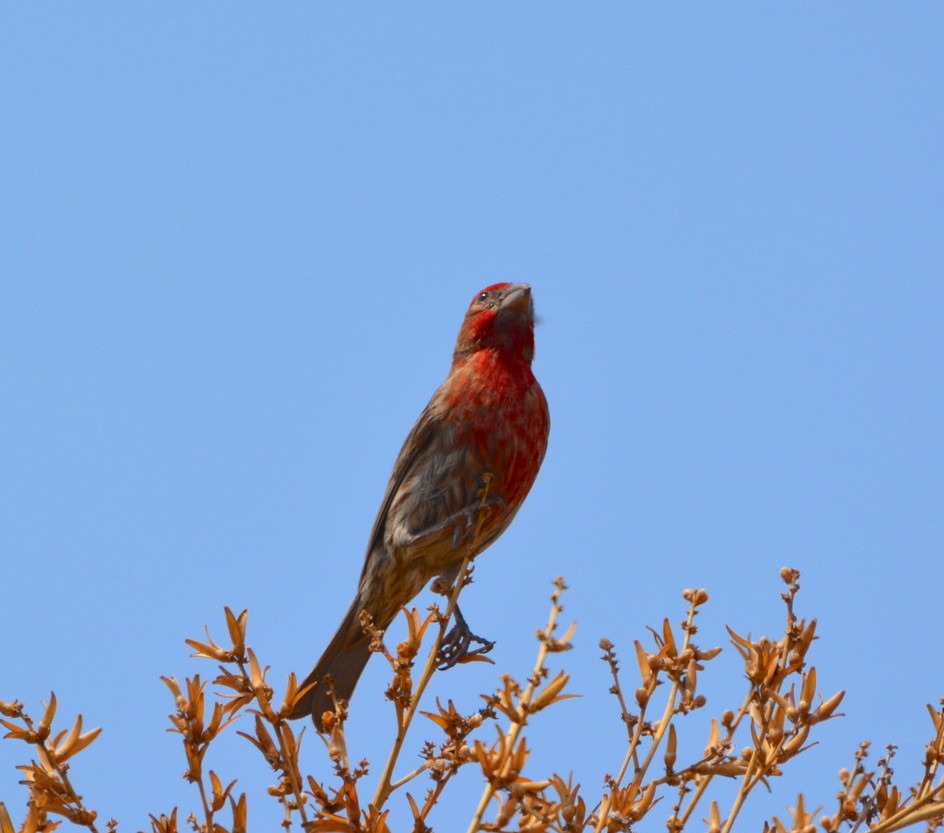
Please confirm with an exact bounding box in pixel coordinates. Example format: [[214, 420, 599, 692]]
[[436, 605, 495, 670]]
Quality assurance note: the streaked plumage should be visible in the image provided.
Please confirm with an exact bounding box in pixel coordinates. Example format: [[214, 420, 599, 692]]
[[289, 283, 550, 729]]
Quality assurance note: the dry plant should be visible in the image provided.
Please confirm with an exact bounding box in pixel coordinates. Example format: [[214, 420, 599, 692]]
[[3, 568, 944, 833]]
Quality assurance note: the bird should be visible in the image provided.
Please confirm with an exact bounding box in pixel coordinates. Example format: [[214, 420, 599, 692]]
[[288, 283, 550, 729]]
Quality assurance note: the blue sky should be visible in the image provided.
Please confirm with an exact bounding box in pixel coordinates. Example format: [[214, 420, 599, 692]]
[[2, 5, 942, 829]]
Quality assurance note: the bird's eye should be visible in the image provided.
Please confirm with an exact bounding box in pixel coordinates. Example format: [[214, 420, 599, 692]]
[[477, 291, 489, 303]]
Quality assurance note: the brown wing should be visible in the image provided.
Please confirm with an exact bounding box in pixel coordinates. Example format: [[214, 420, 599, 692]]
[[358, 394, 444, 581]]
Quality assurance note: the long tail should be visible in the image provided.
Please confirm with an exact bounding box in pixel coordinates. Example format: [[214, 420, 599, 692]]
[[288, 597, 372, 730]]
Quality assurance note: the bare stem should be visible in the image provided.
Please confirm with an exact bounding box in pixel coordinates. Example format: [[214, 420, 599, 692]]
[[720, 751, 763, 833], [196, 777, 214, 832], [236, 656, 310, 827], [373, 475, 496, 810], [591, 599, 700, 833], [371, 552, 473, 809], [467, 579, 566, 833], [676, 689, 754, 828]]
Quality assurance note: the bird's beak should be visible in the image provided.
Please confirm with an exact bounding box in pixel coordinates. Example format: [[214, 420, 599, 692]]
[[500, 284, 534, 320]]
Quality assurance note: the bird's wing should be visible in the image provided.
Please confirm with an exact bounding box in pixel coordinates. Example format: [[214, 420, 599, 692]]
[[358, 398, 443, 581]]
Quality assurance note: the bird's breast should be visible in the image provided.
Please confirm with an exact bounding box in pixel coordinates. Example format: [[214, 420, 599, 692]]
[[441, 355, 549, 509]]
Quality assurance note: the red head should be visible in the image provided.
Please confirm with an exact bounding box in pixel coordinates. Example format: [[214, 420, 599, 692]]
[[453, 283, 537, 363]]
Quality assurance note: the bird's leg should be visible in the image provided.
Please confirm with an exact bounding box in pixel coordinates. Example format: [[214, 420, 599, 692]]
[[423, 476, 502, 669], [436, 603, 495, 669], [430, 566, 496, 669], [450, 494, 507, 549]]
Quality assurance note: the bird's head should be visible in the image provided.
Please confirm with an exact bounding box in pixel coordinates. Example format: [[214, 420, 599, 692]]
[[453, 283, 537, 363]]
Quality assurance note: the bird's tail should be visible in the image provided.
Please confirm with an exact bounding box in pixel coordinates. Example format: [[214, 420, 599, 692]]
[[288, 597, 372, 730]]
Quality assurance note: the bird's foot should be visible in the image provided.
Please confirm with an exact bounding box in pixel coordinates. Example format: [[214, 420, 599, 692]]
[[437, 605, 495, 669]]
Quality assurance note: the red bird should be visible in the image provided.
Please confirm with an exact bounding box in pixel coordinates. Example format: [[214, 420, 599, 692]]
[[289, 283, 550, 728]]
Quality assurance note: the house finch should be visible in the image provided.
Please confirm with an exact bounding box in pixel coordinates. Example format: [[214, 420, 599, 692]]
[[289, 283, 550, 729]]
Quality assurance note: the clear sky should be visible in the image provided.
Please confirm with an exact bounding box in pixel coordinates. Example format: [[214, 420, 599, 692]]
[[2, 5, 942, 830]]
